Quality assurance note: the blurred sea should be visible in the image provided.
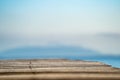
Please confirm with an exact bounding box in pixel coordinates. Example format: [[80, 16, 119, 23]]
[[0, 47, 120, 68]]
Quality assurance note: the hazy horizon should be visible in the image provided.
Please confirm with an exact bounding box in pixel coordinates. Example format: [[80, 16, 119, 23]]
[[0, 0, 120, 67]]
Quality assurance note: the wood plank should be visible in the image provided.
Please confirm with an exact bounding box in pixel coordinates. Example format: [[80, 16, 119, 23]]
[[0, 59, 120, 80]]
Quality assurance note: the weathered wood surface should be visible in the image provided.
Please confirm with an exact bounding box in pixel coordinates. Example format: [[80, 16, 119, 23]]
[[0, 59, 120, 80]]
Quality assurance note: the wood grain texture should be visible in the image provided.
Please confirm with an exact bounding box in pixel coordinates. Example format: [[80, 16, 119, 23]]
[[0, 59, 120, 80]]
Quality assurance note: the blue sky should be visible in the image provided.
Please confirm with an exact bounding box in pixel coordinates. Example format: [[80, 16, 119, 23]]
[[0, 0, 120, 56]]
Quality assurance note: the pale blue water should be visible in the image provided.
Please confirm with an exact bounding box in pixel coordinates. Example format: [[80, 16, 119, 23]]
[[0, 46, 120, 68]]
